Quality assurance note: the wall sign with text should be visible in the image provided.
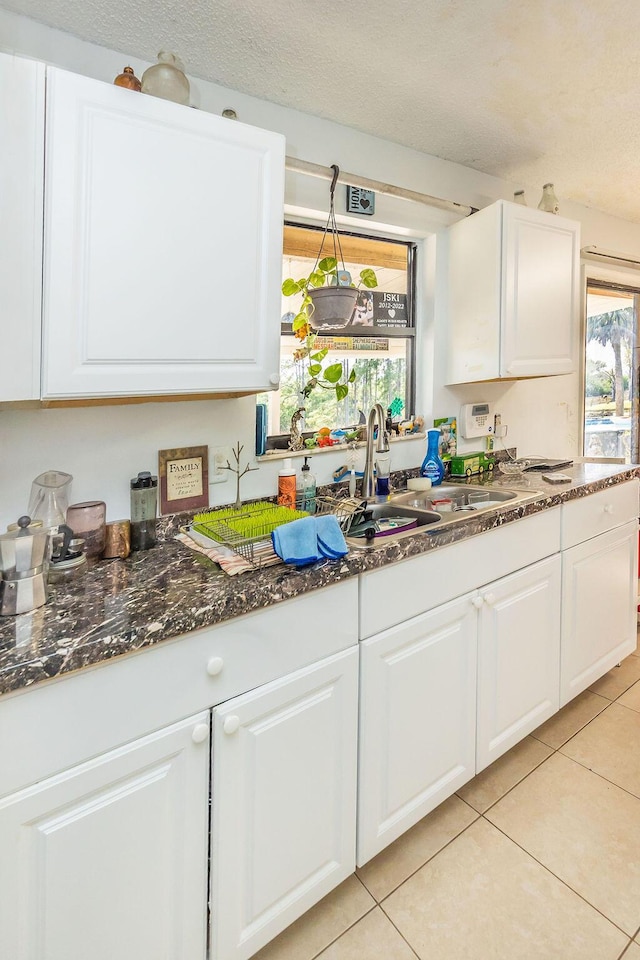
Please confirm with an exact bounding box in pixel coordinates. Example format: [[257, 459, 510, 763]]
[[158, 445, 209, 515]]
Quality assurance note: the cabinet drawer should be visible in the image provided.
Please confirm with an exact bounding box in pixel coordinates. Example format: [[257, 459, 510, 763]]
[[0, 579, 358, 797], [359, 508, 560, 638], [561, 480, 639, 549]]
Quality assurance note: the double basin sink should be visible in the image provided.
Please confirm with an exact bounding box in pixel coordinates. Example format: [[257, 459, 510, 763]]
[[345, 482, 544, 549]]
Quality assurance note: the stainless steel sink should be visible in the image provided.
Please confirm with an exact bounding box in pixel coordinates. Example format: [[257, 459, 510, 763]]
[[345, 482, 544, 549]]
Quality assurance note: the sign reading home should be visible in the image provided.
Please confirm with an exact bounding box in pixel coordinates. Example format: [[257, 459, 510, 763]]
[[158, 445, 209, 514]]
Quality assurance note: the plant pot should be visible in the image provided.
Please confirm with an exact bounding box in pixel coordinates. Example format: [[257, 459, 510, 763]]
[[308, 287, 358, 329]]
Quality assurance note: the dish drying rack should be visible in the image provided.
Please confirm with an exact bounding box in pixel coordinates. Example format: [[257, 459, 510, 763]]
[[190, 496, 365, 569]]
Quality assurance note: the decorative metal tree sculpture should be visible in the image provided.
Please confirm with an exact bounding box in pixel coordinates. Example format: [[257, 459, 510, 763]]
[[220, 442, 258, 509]]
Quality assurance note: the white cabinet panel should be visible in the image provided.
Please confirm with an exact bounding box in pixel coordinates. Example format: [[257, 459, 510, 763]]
[[502, 204, 577, 378], [359, 508, 561, 638], [42, 67, 284, 398], [210, 647, 358, 960], [0, 713, 210, 960], [0, 53, 44, 401], [357, 593, 477, 866], [561, 519, 638, 705], [476, 555, 561, 771], [561, 478, 639, 548], [446, 199, 579, 385]]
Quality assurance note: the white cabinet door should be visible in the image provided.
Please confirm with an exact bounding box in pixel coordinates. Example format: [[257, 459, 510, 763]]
[[501, 203, 578, 378], [0, 712, 210, 960], [0, 53, 44, 401], [210, 647, 358, 960], [446, 200, 579, 385], [561, 520, 638, 705], [42, 67, 284, 399], [476, 555, 561, 771], [357, 592, 477, 866]]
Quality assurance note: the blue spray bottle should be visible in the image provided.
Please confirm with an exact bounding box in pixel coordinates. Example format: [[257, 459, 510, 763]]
[[420, 428, 445, 485]]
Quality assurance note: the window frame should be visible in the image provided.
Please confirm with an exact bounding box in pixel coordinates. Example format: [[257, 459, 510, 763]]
[[266, 221, 418, 447]]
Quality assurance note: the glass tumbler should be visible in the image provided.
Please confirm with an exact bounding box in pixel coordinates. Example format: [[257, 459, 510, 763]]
[[66, 501, 107, 557]]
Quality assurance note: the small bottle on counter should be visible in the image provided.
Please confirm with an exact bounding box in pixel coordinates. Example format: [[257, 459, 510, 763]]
[[277, 458, 297, 510], [130, 471, 158, 551], [420, 429, 445, 486], [297, 456, 316, 513]]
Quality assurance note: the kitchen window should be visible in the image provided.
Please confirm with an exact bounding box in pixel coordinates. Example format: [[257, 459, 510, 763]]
[[259, 223, 416, 445]]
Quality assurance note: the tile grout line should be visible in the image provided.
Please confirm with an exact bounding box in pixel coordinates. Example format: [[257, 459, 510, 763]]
[[358, 815, 480, 905], [306, 900, 379, 960], [484, 815, 637, 941]]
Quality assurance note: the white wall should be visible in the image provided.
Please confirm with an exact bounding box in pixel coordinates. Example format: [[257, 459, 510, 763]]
[[2, 6, 640, 528]]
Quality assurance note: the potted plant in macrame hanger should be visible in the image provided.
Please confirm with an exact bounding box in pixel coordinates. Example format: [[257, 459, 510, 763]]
[[283, 164, 378, 331], [282, 166, 378, 452]]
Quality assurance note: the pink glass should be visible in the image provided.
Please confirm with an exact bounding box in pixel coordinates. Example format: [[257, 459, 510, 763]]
[[66, 501, 107, 557]]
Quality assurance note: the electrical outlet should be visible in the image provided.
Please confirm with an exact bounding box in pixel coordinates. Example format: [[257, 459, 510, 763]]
[[210, 446, 232, 484]]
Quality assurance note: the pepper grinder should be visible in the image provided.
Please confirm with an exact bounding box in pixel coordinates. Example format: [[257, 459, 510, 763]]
[[130, 472, 158, 551]]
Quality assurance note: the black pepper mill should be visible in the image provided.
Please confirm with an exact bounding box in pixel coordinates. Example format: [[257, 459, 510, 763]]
[[130, 471, 158, 551]]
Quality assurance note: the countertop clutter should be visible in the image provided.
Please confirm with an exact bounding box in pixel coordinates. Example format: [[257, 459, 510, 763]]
[[0, 462, 637, 697]]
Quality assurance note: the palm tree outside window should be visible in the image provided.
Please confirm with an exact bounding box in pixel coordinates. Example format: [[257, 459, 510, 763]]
[[584, 281, 639, 462]]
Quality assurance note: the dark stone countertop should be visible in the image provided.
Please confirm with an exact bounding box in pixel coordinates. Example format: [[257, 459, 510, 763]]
[[1, 462, 637, 697]]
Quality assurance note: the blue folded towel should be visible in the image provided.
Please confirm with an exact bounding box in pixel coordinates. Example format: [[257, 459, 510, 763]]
[[271, 514, 348, 566], [271, 516, 319, 566], [315, 514, 348, 559]]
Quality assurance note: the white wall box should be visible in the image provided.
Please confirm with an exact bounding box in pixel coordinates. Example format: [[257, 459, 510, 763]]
[[0, 53, 44, 401], [446, 200, 580, 384], [0, 712, 211, 960], [210, 647, 358, 960]]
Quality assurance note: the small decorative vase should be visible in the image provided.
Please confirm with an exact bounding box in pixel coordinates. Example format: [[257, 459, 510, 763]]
[[513, 190, 527, 206], [141, 51, 190, 105], [538, 183, 560, 215], [113, 66, 141, 91]]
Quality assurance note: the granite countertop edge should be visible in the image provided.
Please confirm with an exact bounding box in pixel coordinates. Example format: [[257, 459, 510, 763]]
[[1, 464, 638, 697]]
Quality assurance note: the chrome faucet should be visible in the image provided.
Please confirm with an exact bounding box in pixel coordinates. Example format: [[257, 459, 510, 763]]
[[362, 403, 390, 499]]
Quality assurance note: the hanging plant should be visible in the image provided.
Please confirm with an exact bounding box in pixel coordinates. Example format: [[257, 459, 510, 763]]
[[282, 165, 378, 404]]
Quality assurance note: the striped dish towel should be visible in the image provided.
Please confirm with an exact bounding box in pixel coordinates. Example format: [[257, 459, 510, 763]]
[[176, 529, 281, 575]]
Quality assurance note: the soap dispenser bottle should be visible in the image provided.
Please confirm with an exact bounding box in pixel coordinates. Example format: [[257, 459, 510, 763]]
[[420, 429, 445, 486], [277, 458, 297, 510], [297, 457, 317, 513]]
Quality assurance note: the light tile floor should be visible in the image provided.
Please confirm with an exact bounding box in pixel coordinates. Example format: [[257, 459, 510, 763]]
[[255, 635, 640, 960]]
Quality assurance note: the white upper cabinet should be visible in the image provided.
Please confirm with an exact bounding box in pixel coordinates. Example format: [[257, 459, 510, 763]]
[[446, 200, 580, 384], [41, 66, 285, 399], [0, 53, 44, 401]]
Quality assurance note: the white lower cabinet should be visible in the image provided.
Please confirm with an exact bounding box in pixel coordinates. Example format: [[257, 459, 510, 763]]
[[357, 553, 561, 865], [0, 712, 211, 960], [476, 554, 561, 771], [210, 647, 359, 960], [561, 519, 638, 705], [357, 593, 477, 866]]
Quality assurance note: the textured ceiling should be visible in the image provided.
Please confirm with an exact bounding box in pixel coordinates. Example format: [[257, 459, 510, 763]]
[[5, 0, 640, 221]]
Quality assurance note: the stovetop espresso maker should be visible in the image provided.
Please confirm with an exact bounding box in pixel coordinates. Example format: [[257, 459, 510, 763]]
[[0, 516, 48, 616]]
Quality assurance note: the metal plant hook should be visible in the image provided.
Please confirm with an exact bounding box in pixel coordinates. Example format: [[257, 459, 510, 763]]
[[329, 163, 340, 202], [314, 163, 347, 275]]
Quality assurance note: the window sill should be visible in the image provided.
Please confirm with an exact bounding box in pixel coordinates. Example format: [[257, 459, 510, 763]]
[[257, 432, 426, 463]]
